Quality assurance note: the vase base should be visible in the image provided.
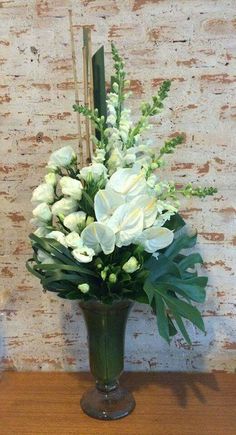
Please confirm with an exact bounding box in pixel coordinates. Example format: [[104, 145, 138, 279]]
[[80, 385, 136, 420]]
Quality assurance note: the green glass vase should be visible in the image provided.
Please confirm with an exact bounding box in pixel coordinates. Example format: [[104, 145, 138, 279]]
[[79, 299, 136, 420]]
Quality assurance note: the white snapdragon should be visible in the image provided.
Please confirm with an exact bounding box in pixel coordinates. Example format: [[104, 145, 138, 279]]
[[81, 222, 115, 255], [92, 148, 106, 164], [44, 172, 57, 186], [51, 198, 77, 217], [32, 202, 52, 222], [63, 211, 86, 232], [72, 246, 95, 263], [31, 183, 54, 204], [107, 148, 124, 173], [136, 227, 174, 253], [46, 231, 68, 247], [65, 231, 83, 249], [80, 163, 107, 182], [47, 146, 76, 170], [59, 176, 83, 200]]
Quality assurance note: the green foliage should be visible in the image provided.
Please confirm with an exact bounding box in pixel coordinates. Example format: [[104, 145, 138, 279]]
[[179, 183, 218, 198], [111, 42, 126, 127], [144, 228, 207, 344], [159, 135, 184, 156], [73, 105, 106, 147]]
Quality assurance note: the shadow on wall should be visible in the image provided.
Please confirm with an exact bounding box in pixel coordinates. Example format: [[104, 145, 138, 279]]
[[0, 290, 12, 372]]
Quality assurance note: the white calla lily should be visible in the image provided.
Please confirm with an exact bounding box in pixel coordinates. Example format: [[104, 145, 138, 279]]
[[107, 203, 144, 247], [136, 227, 174, 253], [65, 231, 84, 249], [63, 211, 86, 232], [94, 189, 124, 224], [106, 167, 147, 200], [31, 183, 54, 204], [51, 198, 77, 217], [46, 231, 68, 247], [59, 176, 83, 200], [32, 203, 52, 222], [47, 146, 76, 170], [81, 222, 115, 255], [131, 194, 157, 228], [72, 246, 95, 263]]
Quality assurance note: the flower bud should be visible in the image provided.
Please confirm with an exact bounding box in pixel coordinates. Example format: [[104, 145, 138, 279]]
[[78, 283, 90, 294], [108, 273, 117, 284], [44, 172, 57, 186], [122, 257, 140, 274]]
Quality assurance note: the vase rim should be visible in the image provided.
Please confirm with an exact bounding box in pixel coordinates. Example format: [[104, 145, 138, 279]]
[[79, 299, 133, 312]]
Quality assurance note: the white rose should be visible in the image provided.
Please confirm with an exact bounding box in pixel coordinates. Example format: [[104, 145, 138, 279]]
[[65, 231, 83, 249], [32, 203, 52, 222], [31, 183, 54, 204], [80, 163, 107, 182], [44, 172, 57, 186], [46, 231, 68, 247], [63, 211, 86, 231], [51, 198, 77, 217], [122, 257, 140, 273], [72, 246, 95, 263], [47, 146, 76, 170], [59, 176, 83, 200]]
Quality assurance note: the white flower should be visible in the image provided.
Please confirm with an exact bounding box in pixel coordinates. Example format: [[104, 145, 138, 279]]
[[34, 226, 51, 237], [107, 203, 144, 247], [51, 198, 77, 217], [106, 167, 147, 200], [92, 148, 106, 164], [136, 227, 174, 253], [94, 189, 124, 224], [78, 283, 90, 293], [81, 222, 115, 255], [59, 176, 83, 200], [63, 211, 86, 231], [30, 218, 46, 227], [147, 174, 157, 188], [65, 231, 83, 249], [122, 257, 140, 273], [44, 172, 57, 186], [46, 231, 68, 247], [47, 146, 76, 170], [154, 211, 175, 227], [80, 163, 107, 182], [31, 183, 54, 204], [37, 250, 55, 264], [107, 148, 124, 172], [33, 203, 52, 222], [72, 246, 95, 263], [131, 195, 157, 228]]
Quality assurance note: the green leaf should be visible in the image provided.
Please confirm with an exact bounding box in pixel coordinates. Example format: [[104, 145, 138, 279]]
[[92, 45, 107, 139], [179, 253, 203, 270], [154, 293, 170, 343], [172, 312, 192, 345], [158, 276, 207, 303], [145, 254, 181, 282], [164, 232, 197, 260], [164, 213, 186, 232]]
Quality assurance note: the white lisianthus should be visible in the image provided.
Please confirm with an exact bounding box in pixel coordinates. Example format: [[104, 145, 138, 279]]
[[131, 195, 157, 228], [47, 146, 76, 170], [51, 198, 77, 217], [136, 227, 174, 253], [44, 172, 57, 186], [31, 183, 54, 204], [80, 163, 107, 182], [34, 226, 51, 237], [37, 250, 55, 264], [46, 231, 68, 247], [107, 203, 144, 247], [59, 176, 83, 200], [122, 257, 140, 273], [63, 211, 86, 232], [106, 167, 147, 200], [78, 283, 90, 293], [65, 231, 83, 249], [72, 246, 95, 263], [33, 203, 52, 222], [81, 222, 115, 255], [94, 189, 124, 224]]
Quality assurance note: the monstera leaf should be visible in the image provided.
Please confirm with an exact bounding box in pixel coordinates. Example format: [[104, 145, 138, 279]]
[[144, 227, 207, 344]]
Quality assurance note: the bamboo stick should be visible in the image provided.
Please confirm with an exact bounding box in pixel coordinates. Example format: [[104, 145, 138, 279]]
[[87, 28, 95, 152], [82, 44, 91, 163], [68, 9, 83, 167]]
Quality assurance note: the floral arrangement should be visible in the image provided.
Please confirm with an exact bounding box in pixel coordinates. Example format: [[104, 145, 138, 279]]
[[27, 43, 216, 344]]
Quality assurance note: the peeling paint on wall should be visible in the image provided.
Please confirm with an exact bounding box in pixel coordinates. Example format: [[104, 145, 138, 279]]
[[0, 0, 236, 372]]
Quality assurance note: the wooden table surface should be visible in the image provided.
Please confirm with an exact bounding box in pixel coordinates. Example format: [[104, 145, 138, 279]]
[[0, 372, 235, 435]]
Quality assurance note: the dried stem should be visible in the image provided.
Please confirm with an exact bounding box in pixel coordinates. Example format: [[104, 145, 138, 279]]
[[82, 45, 91, 163]]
